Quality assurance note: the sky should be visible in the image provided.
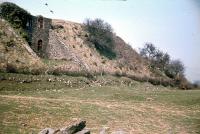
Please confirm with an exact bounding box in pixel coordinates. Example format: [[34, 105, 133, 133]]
[[2, 0, 200, 82]]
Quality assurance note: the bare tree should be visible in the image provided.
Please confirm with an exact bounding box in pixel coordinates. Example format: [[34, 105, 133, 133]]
[[140, 43, 185, 79], [155, 52, 170, 71], [140, 43, 170, 71], [140, 43, 156, 59]]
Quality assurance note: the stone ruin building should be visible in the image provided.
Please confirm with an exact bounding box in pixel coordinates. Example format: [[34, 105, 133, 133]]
[[26, 15, 52, 57]]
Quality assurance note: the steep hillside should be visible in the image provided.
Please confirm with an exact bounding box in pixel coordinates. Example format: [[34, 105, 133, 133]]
[[0, 1, 173, 84], [0, 17, 151, 78], [49, 19, 151, 76], [114, 36, 150, 75], [0, 17, 163, 79], [0, 19, 45, 74]]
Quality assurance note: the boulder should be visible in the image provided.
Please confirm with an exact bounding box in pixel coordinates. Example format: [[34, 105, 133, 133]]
[[38, 120, 90, 134], [59, 120, 86, 134]]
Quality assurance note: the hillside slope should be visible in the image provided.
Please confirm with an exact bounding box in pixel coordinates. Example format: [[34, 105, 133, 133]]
[[0, 19, 45, 74], [0, 2, 158, 78], [48, 19, 151, 77], [0, 17, 163, 78]]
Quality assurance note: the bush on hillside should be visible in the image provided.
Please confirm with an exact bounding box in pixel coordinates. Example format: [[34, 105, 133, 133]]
[[139, 43, 191, 88], [192, 81, 200, 89], [0, 2, 32, 42], [174, 73, 192, 89], [165, 60, 185, 79], [140, 43, 170, 71], [84, 18, 116, 59], [140, 43, 185, 78]]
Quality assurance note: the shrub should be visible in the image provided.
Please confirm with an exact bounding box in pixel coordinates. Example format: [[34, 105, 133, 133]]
[[148, 77, 160, 85], [114, 71, 122, 77], [140, 43, 185, 81], [6, 39, 15, 47], [0, 30, 5, 37], [84, 18, 116, 59], [140, 43, 156, 59], [165, 60, 185, 79], [0, 2, 32, 42], [51, 24, 64, 29], [140, 43, 170, 72], [173, 74, 191, 89], [193, 81, 200, 89], [6, 63, 17, 73], [0, 2, 32, 28]]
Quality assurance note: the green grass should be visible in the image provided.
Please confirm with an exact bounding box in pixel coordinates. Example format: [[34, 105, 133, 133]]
[[0, 73, 199, 133]]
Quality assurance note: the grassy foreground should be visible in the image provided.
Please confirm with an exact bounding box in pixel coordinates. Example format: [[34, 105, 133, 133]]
[[0, 73, 199, 134]]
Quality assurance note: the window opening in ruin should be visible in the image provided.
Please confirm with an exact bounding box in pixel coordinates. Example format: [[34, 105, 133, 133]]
[[38, 17, 43, 29], [37, 40, 42, 51]]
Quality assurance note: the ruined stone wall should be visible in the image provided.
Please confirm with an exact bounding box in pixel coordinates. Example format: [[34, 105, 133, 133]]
[[46, 29, 73, 60], [30, 16, 52, 58]]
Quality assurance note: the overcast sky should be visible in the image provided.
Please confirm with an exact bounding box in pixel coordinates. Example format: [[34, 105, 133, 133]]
[[4, 0, 200, 82]]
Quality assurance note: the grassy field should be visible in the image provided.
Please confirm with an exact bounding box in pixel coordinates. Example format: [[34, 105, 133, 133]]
[[0, 73, 200, 134]]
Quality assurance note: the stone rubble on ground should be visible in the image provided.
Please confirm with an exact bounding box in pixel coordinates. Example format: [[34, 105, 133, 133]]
[[38, 120, 90, 134], [38, 120, 128, 134]]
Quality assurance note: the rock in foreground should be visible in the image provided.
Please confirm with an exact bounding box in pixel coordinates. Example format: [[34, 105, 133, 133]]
[[38, 120, 90, 134]]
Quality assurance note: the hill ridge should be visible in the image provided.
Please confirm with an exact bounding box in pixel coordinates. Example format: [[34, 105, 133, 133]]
[[1, 2, 183, 88]]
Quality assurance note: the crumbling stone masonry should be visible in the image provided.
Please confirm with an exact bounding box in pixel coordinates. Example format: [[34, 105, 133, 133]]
[[28, 15, 52, 58]]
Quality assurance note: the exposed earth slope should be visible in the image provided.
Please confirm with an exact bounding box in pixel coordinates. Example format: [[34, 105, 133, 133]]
[[0, 1, 172, 83], [45, 19, 151, 76], [0, 19, 45, 74], [0, 17, 152, 78]]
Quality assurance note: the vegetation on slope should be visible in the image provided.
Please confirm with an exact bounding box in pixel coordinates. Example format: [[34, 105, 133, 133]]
[[140, 43, 191, 89], [0, 2, 194, 89], [84, 18, 116, 59], [0, 19, 46, 74], [0, 2, 32, 42]]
